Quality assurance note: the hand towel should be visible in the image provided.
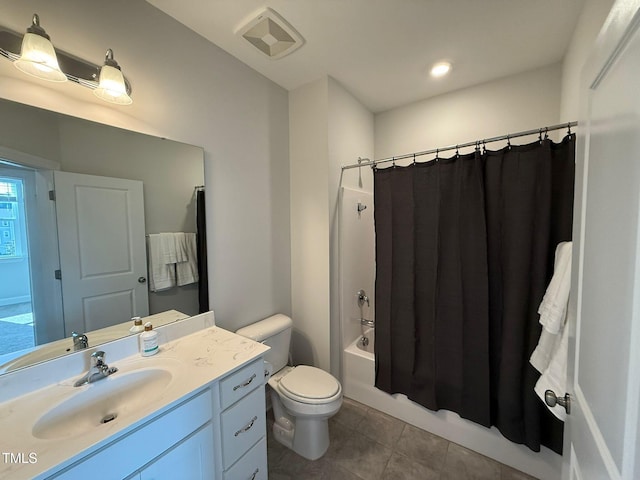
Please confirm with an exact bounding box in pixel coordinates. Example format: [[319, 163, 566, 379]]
[[147, 234, 176, 291], [176, 233, 199, 286]]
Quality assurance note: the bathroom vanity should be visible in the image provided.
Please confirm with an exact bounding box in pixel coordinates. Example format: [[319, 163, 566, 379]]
[[0, 312, 269, 479]]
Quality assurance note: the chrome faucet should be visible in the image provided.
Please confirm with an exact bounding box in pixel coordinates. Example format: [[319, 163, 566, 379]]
[[74, 351, 118, 387], [72, 331, 89, 351]]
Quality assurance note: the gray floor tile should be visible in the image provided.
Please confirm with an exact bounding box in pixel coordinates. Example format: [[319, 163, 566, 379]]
[[300, 458, 364, 480], [502, 464, 539, 480], [332, 397, 369, 430], [266, 399, 538, 480], [334, 430, 393, 480], [325, 418, 357, 459], [394, 423, 449, 471], [441, 443, 501, 480], [268, 446, 314, 478], [357, 408, 405, 448], [381, 451, 440, 480]]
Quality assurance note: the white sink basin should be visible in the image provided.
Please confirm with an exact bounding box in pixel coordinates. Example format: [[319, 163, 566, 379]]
[[32, 368, 173, 440]]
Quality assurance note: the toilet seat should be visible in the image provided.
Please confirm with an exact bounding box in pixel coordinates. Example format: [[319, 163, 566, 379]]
[[278, 365, 341, 405]]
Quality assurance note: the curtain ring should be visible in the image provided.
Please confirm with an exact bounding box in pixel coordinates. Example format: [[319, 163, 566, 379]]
[[455, 145, 460, 158], [507, 134, 511, 150], [392, 156, 396, 168], [412, 154, 416, 166], [435, 148, 439, 161], [539, 128, 543, 144], [567, 122, 572, 135], [482, 140, 486, 155], [475, 141, 480, 152], [544, 127, 549, 140]]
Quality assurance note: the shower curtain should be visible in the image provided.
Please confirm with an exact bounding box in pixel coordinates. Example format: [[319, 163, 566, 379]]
[[374, 135, 574, 453], [196, 189, 209, 313]]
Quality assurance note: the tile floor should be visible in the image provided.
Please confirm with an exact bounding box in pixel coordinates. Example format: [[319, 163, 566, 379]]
[[267, 397, 539, 480]]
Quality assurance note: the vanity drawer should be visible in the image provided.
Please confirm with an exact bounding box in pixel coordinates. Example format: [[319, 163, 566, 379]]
[[221, 387, 266, 469], [224, 436, 267, 480], [220, 358, 264, 410]]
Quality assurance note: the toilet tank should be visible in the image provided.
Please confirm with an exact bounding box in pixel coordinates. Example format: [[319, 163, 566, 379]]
[[236, 314, 292, 372]]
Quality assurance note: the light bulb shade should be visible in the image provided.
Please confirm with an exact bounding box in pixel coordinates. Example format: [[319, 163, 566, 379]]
[[94, 64, 132, 105], [14, 32, 67, 82]]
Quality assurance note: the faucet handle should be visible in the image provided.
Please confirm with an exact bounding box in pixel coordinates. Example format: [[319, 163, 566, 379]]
[[91, 351, 105, 366]]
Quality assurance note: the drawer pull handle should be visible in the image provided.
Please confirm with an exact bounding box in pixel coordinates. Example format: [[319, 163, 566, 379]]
[[249, 467, 259, 480], [233, 373, 257, 391], [235, 415, 258, 437]]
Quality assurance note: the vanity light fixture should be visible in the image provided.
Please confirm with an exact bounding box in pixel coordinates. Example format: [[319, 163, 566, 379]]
[[0, 13, 133, 105], [13, 14, 67, 82], [94, 49, 132, 105], [430, 61, 452, 78]]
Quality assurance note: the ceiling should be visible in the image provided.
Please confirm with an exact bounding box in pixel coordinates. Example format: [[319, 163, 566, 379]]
[[146, 0, 585, 113]]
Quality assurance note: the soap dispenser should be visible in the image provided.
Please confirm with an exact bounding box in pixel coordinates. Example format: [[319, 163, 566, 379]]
[[129, 316, 144, 333], [139, 322, 159, 357]]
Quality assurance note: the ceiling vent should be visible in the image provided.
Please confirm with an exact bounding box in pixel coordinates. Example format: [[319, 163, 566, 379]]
[[237, 8, 304, 60]]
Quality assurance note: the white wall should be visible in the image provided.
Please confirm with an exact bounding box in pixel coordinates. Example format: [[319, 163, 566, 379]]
[[375, 63, 562, 160], [288, 76, 374, 373], [0, 0, 291, 332], [560, 0, 616, 122], [328, 78, 374, 376], [289, 78, 330, 370]]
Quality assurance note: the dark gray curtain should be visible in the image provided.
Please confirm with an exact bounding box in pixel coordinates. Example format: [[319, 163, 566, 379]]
[[196, 189, 209, 313], [374, 135, 574, 453]]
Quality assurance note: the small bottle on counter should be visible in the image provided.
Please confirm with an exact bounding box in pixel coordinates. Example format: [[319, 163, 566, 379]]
[[129, 316, 144, 333], [139, 322, 159, 356]]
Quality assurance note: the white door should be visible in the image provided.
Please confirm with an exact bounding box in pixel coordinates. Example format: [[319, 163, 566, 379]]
[[54, 171, 148, 335], [565, 1, 640, 478]]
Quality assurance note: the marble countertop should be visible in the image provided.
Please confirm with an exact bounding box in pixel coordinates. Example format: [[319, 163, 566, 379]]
[[0, 318, 269, 479]]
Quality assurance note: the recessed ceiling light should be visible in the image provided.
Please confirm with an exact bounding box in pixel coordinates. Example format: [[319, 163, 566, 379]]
[[430, 61, 451, 78]]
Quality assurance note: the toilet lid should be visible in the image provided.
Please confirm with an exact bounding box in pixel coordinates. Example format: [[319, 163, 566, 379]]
[[279, 365, 340, 400]]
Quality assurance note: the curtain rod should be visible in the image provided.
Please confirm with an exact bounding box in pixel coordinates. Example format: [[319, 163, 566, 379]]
[[341, 121, 578, 171]]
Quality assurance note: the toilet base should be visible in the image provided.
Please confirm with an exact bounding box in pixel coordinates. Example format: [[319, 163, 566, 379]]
[[291, 416, 330, 460], [269, 387, 340, 460]]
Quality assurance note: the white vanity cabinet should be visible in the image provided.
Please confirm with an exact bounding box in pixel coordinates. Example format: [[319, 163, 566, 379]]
[[217, 358, 268, 480], [46, 358, 268, 480], [139, 423, 214, 480]]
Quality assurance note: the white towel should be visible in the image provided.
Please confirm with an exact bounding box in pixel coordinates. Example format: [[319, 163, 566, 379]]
[[534, 323, 570, 422], [176, 233, 199, 286], [147, 234, 176, 291], [531, 241, 573, 421], [159, 232, 179, 265], [538, 242, 572, 335], [173, 232, 189, 264]]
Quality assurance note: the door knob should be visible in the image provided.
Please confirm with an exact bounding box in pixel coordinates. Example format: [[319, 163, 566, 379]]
[[545, 390, 571, 414], [138, 277, 147, 283]]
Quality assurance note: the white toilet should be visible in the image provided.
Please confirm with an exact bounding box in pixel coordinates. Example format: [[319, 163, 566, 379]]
[[236, 314, 343, 460]]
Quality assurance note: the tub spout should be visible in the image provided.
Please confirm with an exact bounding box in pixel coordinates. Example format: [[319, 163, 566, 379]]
[[360, 318, 375, 327]]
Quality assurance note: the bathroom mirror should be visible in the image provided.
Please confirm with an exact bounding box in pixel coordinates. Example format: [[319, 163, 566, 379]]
[[0, 98, 205, 374]]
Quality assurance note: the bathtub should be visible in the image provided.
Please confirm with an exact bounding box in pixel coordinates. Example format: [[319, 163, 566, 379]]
[[341, 329, 561, 479], [343, 328, 375, 399]]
